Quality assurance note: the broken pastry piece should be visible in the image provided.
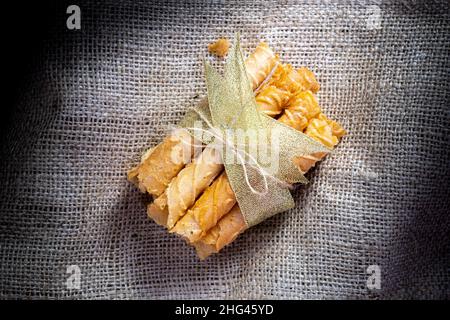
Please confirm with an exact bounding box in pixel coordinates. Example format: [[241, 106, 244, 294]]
[[208, 38, 230, 57], [296, 67, 321, 93]]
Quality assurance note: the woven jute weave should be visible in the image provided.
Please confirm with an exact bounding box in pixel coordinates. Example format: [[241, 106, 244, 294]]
[[0, 0, 449, 299]]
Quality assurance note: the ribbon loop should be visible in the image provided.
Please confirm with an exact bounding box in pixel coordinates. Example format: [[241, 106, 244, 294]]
[[180, 34, 330, 227]]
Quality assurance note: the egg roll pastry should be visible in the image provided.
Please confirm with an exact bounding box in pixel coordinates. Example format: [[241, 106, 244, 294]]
[[128, 42, 278, 199]]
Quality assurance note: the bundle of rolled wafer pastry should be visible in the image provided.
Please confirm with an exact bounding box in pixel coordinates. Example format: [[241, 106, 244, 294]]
[[128, 36, 346, 259]]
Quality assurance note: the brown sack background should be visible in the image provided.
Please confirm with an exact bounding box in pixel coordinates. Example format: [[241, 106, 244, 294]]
[[0, 0, 449, 299]]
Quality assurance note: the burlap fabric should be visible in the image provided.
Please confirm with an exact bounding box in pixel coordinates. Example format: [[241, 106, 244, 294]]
[[0, 0, 449, 299]]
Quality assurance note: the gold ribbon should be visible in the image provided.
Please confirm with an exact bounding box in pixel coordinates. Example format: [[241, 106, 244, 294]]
[[180, 34, 329, 227]]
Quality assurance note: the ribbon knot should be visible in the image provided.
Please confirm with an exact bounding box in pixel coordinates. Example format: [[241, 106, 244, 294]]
[[179, 33, 329, 227]]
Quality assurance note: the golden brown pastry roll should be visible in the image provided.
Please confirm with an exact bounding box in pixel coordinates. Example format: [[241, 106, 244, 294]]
[[208, 38, 230, 57], [147, 191, 169, 226], [132, 40, 347, 261], [129, 42, 278, 198], [245, 42, 279, 90], [127, 129, 199, 197], [277, 90, 321, 131], [267, 64, 320, 94], [292, 152, 328, 174], [288, 90, 321, 119], [278, 109, 309, 131], [193, 205, 246, 260], [170, 171, 236, 243], [255, 85, 291, 117], [148, 145, 224, 229], [296, 67, 320, 93], [271, 64, 302, 93]]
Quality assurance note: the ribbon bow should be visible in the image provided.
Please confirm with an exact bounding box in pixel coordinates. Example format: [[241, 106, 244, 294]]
[[180, 34, 329, 227]]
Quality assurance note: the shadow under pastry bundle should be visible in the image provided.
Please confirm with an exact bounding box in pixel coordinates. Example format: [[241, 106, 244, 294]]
[[128, 41, 346, 259]]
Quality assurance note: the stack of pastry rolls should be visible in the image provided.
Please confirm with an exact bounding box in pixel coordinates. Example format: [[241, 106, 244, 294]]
[[128, 42, 346, 259]]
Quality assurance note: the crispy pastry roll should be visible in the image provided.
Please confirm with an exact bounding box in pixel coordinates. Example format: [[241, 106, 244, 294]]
[[267, 64, 320, 94], [170, 171, 236, 243], [255, 85, 290, 116], [277, 90, 321, 131], [193, 205, 246, 260], [296, 67, 321, 93], [191, 58, 345, 259], [127, 129, 199, 197], [316, 113, 347, 139], [129, 40, 346, 260], [148, 145, 224, 229], [208, 38, 230, 57], [245, 42, 279, 90]]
